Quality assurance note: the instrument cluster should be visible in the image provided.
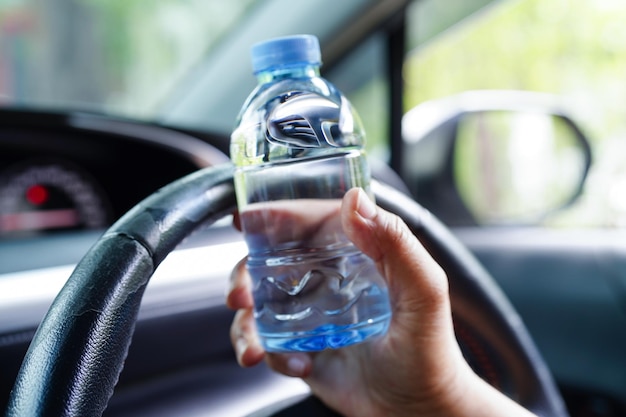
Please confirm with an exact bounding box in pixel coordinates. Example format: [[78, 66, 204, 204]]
[[0, 109, 229, 238]]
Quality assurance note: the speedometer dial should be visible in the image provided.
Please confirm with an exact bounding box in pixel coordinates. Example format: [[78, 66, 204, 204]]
[[0, 159, 112, 236]]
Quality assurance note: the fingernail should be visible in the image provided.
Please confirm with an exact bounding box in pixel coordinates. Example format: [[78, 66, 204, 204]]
[[356, 188, 377, 220], [236, 338, 248, 357], [287, 356, 307, 376]]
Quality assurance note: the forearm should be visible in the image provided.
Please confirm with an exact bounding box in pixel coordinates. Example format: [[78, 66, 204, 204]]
[[382, 363, 539, 417], [441, 370, 539, 417]]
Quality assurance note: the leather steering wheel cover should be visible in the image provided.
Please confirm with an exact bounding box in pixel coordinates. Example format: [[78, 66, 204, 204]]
[[6, 164, 237, 417], [6, 164, 568, 417]]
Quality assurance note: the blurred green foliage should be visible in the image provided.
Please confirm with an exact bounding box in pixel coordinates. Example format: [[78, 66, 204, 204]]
[[404, 0, 626, 227], [405, 0, 626, 145]]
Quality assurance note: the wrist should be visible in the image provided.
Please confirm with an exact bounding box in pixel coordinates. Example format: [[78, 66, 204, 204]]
[[424, 365, 538, 417], [367, 355, 474, 417]]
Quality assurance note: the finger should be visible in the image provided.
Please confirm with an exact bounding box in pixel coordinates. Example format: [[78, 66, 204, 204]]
[[230, 308, 265, 367], [265, 352, 313, 378], [226, 256, 254, 310], [229, 308, 312, 377], [233, 210, 242, 231], [341, 188, 449, 316]]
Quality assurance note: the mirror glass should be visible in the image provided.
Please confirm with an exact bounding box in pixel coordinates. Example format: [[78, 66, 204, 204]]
[[454, 110, 587, 224]]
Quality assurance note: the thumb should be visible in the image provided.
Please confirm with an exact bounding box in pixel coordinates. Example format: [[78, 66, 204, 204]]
[[341, 188, 450, 321]]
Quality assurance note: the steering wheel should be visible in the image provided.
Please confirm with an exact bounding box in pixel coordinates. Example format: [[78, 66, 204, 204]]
[[5, 164, 569, 417]]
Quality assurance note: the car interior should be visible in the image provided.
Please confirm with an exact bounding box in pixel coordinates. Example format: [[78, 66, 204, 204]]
[[1, 0, 626, 416]]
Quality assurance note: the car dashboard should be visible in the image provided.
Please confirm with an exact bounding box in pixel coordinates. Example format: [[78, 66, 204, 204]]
[[0, 109, 231, 239]]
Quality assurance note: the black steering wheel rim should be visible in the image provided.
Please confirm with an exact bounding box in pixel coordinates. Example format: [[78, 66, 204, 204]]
[[6, 163, 568, 417]]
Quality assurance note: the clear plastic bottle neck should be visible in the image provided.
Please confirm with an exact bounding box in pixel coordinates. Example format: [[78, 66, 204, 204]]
[[255, 64, 320, 84]]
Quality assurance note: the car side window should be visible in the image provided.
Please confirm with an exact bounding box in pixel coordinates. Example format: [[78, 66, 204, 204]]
[[404, 0, 626, 228]]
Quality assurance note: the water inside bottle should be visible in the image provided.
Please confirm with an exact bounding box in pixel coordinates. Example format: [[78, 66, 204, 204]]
[[237, 154, 391, 352]]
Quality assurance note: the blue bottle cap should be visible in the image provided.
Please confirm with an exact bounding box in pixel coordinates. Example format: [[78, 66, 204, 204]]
[[251, 34, 322, 74]]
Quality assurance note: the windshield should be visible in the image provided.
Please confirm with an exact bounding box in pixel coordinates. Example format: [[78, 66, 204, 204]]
[[0, 0, 255, 120], [0, 0, 377, 136]]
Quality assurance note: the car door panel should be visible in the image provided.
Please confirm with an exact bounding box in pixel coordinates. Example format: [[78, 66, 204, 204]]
[[457, 227, 626, 412]]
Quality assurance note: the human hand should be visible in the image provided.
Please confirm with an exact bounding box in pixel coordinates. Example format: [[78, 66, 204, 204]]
[[227, 188, 537, 417]]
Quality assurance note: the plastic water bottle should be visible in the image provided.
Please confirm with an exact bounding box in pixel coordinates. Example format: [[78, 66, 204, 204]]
[[230, 34, 391, 352]]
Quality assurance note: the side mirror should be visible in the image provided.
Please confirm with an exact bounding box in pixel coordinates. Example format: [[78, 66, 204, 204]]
[[402, 91, 592, 226]]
